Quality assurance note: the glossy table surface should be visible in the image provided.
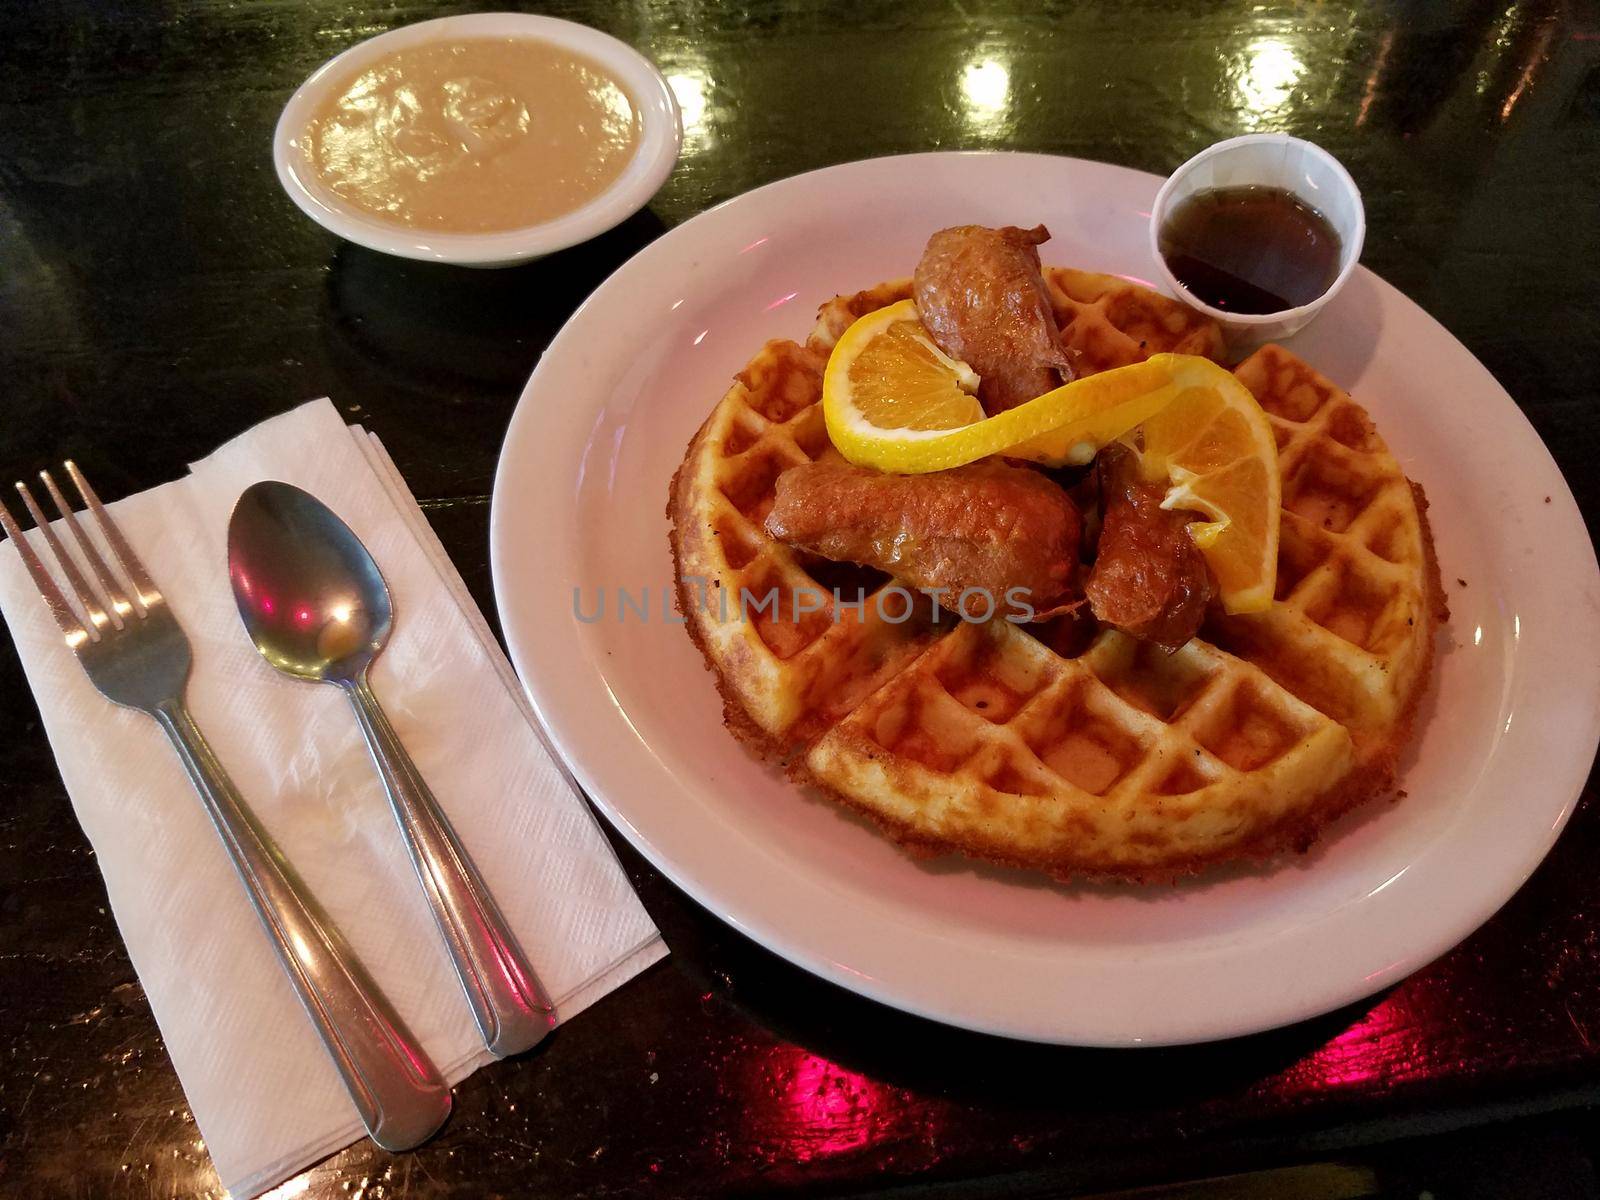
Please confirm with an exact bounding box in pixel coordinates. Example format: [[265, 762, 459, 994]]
[[2, 2, 1599, 1197]]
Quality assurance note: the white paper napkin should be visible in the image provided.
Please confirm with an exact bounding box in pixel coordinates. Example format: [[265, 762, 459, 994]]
[[0, 400, 666, 1198]]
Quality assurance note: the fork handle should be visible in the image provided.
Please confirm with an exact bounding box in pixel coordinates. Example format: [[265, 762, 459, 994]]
[[343, 674, 553, 1058], [152, 700, 452, 1151]]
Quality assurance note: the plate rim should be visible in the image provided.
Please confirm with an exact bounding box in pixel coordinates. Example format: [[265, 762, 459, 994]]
[[489, 150, 1600, 1045]]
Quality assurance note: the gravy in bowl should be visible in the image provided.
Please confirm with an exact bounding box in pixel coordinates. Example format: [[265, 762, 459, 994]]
[[301, 36, 642, 234]]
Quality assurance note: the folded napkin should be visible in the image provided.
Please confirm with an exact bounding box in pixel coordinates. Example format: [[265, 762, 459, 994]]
[[0, 400, 665, 1198]]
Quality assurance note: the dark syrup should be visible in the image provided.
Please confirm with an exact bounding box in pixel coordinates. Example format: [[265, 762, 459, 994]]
[[1159, 185, 1341, 314]]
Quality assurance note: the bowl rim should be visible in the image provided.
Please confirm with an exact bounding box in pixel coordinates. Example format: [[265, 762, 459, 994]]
[[271, 12, 683, 266], [1146, 132, 1366, 328]]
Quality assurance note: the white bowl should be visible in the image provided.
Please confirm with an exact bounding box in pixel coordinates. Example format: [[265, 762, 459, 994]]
[[1148, 133, 1365, 347], [272, 13, 682, 268]]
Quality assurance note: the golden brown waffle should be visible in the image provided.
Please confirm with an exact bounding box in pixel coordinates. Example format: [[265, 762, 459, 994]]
[[1050, 267, 1226, 372], [1208, 346, 1448, 766], [668, 270, 1444, 881]]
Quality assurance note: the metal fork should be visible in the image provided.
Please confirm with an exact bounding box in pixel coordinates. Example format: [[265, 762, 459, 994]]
[[0, 463, 451, 1151]]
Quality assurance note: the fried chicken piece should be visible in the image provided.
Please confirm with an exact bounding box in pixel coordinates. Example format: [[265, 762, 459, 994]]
[[1085, 445, 1214, 651], [765, 460, 1080, 617], [913, 224, 1077, 415]]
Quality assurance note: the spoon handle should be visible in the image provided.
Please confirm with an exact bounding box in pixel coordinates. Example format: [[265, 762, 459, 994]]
[[153, 700, 453, 1150], [343, 675, 554, 1058]]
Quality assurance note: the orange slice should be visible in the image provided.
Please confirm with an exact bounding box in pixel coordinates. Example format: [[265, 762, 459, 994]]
[[1129, 368, 1281, 614], [823, 301, 1180, 473]]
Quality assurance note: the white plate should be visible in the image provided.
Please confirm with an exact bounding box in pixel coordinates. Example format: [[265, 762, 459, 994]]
[[490, 152, 1600, 1045]]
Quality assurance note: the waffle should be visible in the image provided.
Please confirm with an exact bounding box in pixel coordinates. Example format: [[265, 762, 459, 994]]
[[668, 269, 1444, 881]]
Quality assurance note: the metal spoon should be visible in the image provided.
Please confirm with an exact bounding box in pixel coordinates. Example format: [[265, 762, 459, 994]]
[[227, 480, 553, 1058]]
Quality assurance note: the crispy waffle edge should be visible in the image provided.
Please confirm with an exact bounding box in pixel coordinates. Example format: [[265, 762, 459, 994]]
[[667, 400, 806, 764]]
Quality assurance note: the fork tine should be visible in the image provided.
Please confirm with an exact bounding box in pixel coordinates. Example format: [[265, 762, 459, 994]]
[[15, 481, 114, 635], [41, 468, 136, 624], [0, 495, 93, 646], [66, 461, 157, 614]]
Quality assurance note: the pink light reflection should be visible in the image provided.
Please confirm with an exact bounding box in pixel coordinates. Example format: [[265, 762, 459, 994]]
[[1291, 996, 1414, 1090], [1364, 957, 1410, 984], [720, 1039, 963, 1184], [765, 291, 800, 312], [730, 1043, 911, 1168], [775, 1050, 886, 1160], [1307, 1021, 1385, 1087]]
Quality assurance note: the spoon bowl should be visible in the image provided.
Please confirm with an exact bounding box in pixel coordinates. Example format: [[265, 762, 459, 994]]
[[228, 481, 392, 683]]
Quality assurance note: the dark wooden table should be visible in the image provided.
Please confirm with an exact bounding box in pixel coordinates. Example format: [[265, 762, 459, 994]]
[[3, 2, 1600, 1197]]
